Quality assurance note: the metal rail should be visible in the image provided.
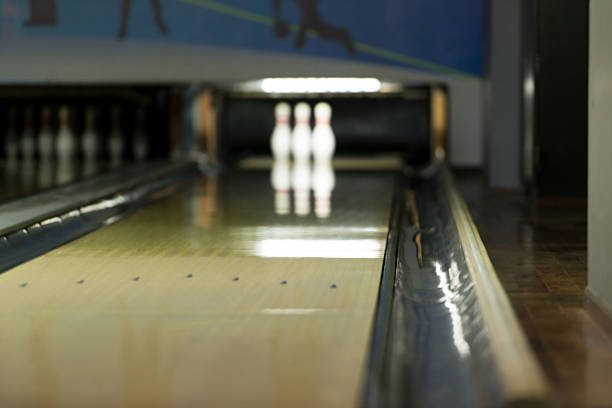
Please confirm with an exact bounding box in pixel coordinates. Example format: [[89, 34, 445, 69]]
[[0, 160, 198, 272], [363, 167, 549, 407]]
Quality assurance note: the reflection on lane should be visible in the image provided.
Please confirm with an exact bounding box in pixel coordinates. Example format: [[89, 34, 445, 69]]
[[190, 170, 387, 258], [271, 158, 291, 215], [256, 239, 383, 258], [271, 158, 336, 218], [312, 160, 335, 218]]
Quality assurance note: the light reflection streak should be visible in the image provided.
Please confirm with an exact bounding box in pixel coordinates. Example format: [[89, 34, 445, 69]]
[[246, 226, 386, 237], [434, 261, 470, 357], [262, 309, 322, 315], [255, 239, 383, 258]]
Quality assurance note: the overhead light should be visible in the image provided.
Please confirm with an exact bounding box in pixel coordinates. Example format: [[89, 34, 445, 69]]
[[259, 77, 382, 94], [232, 77, 404, 94]]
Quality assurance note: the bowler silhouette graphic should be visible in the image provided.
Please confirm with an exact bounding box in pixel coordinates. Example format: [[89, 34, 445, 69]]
[[273, 0, 356, 55], [23, 0, 169, 39]]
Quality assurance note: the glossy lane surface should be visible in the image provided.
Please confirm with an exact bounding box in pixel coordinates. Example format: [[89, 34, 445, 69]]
[[0, 170, 394, 407]]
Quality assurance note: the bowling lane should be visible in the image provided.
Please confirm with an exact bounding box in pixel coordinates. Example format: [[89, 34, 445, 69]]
[[0, 169, 394, 407]]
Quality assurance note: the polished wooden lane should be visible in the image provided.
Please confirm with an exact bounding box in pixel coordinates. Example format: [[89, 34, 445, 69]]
[[0, 170, 394, 407]]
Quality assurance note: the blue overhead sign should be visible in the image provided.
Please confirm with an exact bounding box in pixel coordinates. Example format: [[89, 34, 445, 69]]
[[1, 0, 484, 77]]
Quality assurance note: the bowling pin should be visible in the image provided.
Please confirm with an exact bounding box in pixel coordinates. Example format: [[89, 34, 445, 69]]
[[312, 160, 335, 218], [292, 159, 311, 216], [271, 158, 291, 215], [108, 106, 124, 167], [37, 106, 54, 161], [291, 102, 311, 162], [312, 102, 336, 162], [270, 102, 291, 160], [20, 107, 36, 160], [81, 106, 99, 161], [4, 108, 18, 160], [132, 107, 148, 161], [56, 105, 76, 162]]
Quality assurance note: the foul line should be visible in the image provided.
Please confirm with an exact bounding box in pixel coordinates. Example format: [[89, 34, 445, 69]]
[[176, 0, 477, 78]]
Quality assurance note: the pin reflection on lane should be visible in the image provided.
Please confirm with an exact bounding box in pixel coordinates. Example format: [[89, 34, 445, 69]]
[[271, 158, 335, 218], [312, 160, 335, 219], [38, 159, 54, 189], [56, 159, 77, 185], [292, 160, 311, 216], [20, 158, 36, 192], [271, 159, 291, 215], [270, 160, 338, 239]]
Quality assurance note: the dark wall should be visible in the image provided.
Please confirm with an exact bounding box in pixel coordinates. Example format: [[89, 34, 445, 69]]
[[532, 0, 588, 196]]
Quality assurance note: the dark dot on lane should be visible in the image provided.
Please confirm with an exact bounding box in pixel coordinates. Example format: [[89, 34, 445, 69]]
[[19, 282, 28, 288], [281, 280, 287, 285], [76, 280, 85, 284], [186, 274, 193, 278], [133, 277, 140, 281], [330, 284, 337, 289], [233, 277, 239, 281]]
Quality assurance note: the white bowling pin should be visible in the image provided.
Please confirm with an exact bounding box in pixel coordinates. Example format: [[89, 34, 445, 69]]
[[270, 102, 291, 160], [37, 106, 54, 161], [132, 108, 148, 161], [81, 106, 99, 162], [4, 108, 18, 160], [271, 158, 291, 215], [292, 159, 311, 216], [291, 102, 311, 162], [312, 102, 336, 162], [312, 160, 335, 218], [20, 107, 35, 160], [56, 105, 76, 162], [108, 106, 124, 167]]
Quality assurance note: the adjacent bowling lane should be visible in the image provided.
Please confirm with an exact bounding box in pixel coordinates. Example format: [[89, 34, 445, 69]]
[[0, 169, 394, 407]]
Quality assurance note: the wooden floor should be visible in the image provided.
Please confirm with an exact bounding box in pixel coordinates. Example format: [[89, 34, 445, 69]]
[[0, 170, 394, 408], [455, 170, 612, 408]]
